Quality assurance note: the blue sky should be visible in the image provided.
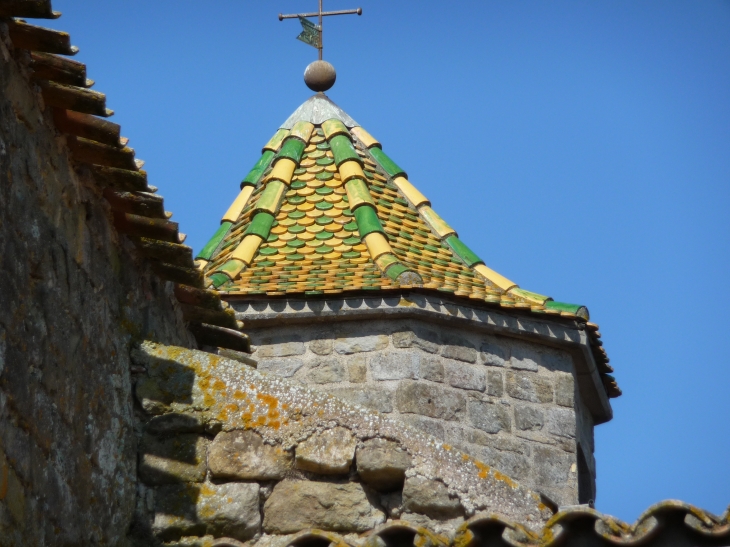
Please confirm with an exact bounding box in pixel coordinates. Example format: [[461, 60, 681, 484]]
[[53, 1, 729, 522]]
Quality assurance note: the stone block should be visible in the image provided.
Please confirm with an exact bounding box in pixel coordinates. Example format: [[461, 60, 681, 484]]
[[402, 476, 464, 519], [392, 327, 440, 354], [154, 482, 260, 542], [417, 355, 444, 382], [208, 430, 292, 480], [263, 480, 385, 533], [396, 381, 466, 421], [145, 413, 205, 435], [257, 336, 306, 358], [510, 343, 539, 372], [555, 373, 575, 408], [307, 359, 347, 384], [295, 427, 357, 474], [197, 482, 261, 541], [370, 351, 418, 380], [335, 334, 389, 354], [467, 401, 511, 434], [543, 350, 573, 373], [348, 358, 367, 383], [444, 361, 486, 391], [545, 408, 576, 439], [139, 434, 207, 485], [257, 358, 304, 378], [486, 370, 504, 397], [441, 334, 477, 363], [533, 445, 572, 487], [514, 404, 544, 431], [402, 415, 445, 440], [505, 371, 553, 404], [480, 340, 510, 367], [309, 337, 333, 356], [356, 439, 412, 491], [328, 386, 393, 413]]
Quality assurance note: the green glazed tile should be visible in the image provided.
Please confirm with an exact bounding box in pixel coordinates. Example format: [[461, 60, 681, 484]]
[[400, 231, 413, 241], [289, 253, 304, 261], [277, 138, 306, 163], [369, 147, 406, 178], [288, 239, 305, 249], [315, 231, 332, 240], [290, 210, 306, 219], [290, 180, 306, 190], [259, 247, 278, 256], [315, 201, 334, 211], [315, 216, 332, 225], [245, 212, 275, 239], [316, 142, 330, 150], [266, 234, 278, 243], [313, 259, 331, 265], [315, 245, 334, 254], [344, 221, 358, 231], [316, 157, 335, 166], [343, 237, 361, 245], [241, 150, 275, 188], [444, 271, 458, 278], [316, 171, 334, 181], [257, 260, 275, 267], [288, 196, 306, 205], [294, 167, 307, 175], [445, 235, 482, 267], [329, 134, 362, 166], [315, 186, 334, 195], [197, 221, 233, 260], [424, 244, 440, 253], [289, 225, 306, 234], [354, 205, 384, 237], [342, 251, 361, 259]]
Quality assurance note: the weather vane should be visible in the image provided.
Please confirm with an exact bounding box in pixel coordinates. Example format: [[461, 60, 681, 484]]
[[279, 1, 362, 92]]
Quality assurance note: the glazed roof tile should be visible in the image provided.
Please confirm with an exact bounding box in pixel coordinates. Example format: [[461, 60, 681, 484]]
[[199, 94, 619, 396]]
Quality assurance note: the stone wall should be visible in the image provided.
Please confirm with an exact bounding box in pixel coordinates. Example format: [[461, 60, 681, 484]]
[[131, 342, 553, 546], [245, 318, 595, 506], [0, 31, 194, 546]]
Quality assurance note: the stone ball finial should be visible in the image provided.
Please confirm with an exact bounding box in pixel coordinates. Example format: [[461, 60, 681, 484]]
[[304, 60, 336, 92]]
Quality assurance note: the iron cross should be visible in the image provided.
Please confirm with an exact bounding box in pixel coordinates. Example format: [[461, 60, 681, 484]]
[[279, 1, 362, 61]]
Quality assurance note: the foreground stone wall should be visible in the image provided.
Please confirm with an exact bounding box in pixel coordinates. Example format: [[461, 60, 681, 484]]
[[245, 318, 595, 506], [0, 33, 194, 546], [132, 342, 553, 546]]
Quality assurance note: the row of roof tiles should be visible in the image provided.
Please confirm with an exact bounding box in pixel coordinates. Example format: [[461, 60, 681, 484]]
[[0, 1, 250, 352]]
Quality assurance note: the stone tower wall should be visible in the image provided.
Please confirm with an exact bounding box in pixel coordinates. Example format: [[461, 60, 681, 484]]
[[0, 32, 194, 546], [246, 318, 596, 507]]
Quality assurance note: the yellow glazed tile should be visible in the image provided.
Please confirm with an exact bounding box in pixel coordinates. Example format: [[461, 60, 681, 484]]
[[306, 209, 324, 218], [280, 203, 296, 212], [324, 252, 342, 260], [298, 216, 315, 226], [363, 232, 392, 260], [474, 264, 517, 291], [299, 232, 315, 241], [299, 202, 315, 212], [306, 224, 325, 233], [307, 179, 325, 189], [268, 158, 297, 185], [288, 121, 314, 143], [297, 172, 315, 182], [339, 160, 366, 183], [279, 232, 296, 241], [221, 185, 255, 223], [351, 126, 380, 149], [300, 158, 315, 168], [230, 234, 263, 266], [297, 187, 315, 196]]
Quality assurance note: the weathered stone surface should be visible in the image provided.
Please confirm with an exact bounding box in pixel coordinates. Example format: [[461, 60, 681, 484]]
[[533, 446, 572, 487], [307, 359, 347, 384], [335, 334, 389, 354], [417, 355, 444, 382], [441, 335, 478, 363], [546, 408, 576, 439], [467, 401, 511, 434], [154, 482, 260, 541], [257, 358, 304, 378], [328, 386, 393, 413], [486, 370, 504, 397], [257, 336, 306, 358], [444, 362, 486, 391], [208, 430, 292, 480], [402, 477, 464, 519], [510, 343, 539, 372], [356, 439, 412, 491], [555, 373, 575, 408], [403, 415, 445, 440], [263, 480, 385, 533], [145, 413, 205, 435], [480, 340, 510, 367], [370, 352, 418, 380], [396, 381, 466, 421], [392, 327, 440, 354], [514, 405, 544, 431], [506, 372, 553, 403], [347, 358, 367, 383], [309, 338, 333, 356], [295, 427, 357, 474], [139, 434, 207, 485], [197, 482, 261, 541]]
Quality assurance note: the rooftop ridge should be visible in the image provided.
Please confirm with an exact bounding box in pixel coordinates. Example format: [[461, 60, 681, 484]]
[[280, 93, 358, 129]]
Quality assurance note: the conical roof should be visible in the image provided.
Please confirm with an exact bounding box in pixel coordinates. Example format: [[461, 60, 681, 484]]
[[198, 94, 586, 318]]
